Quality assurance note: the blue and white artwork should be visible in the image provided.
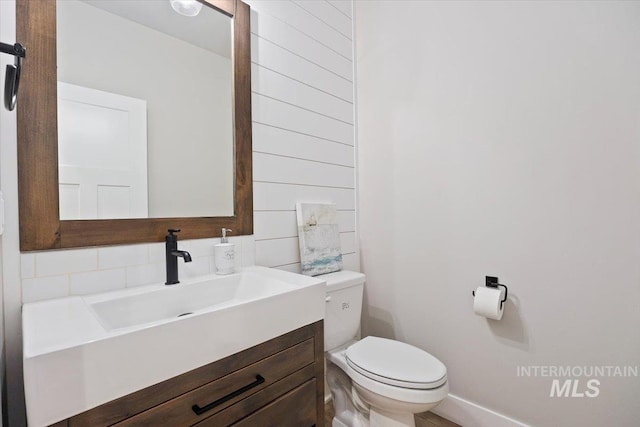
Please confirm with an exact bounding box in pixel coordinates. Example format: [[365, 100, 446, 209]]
[[296, 203, 343, 276]]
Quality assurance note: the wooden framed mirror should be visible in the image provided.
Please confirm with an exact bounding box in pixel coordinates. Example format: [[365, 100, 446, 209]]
[[17, 0, 252, 251]]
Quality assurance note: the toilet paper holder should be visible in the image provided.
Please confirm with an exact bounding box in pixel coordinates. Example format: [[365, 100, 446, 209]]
[[472, 276, 508, 309]]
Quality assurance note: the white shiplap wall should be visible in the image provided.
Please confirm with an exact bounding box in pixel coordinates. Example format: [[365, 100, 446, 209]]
[[247, 0, 359, 273]]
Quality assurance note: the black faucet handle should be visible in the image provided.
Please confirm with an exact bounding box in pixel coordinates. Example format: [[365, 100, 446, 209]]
[[168, 229, 181, 235]]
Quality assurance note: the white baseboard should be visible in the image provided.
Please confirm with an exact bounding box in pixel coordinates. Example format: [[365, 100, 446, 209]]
[[432, 393, 529, 427]]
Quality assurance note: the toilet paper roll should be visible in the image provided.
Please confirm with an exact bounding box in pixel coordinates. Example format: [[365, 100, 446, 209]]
[[473, 286, 505, 320]]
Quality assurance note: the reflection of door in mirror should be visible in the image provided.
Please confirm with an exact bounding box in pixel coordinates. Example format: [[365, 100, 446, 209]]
[[58, 82, 149, 220], [56, 0, 234, 220]]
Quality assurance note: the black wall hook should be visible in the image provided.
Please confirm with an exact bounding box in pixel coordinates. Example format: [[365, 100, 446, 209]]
[[0, 42, 26, 111], [472, 275, 509, 309]]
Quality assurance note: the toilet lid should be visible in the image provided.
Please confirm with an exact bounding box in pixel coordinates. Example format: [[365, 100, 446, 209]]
[[346, 336, 447, 389]]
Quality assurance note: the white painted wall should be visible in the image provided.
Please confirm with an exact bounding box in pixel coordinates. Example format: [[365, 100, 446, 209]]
[[1, 1, 357, 424], [57, 0, 234, 218], [355, 1, 640, 426]]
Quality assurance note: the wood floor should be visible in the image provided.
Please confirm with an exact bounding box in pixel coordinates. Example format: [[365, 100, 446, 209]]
[[324, 401, 461, 427], [415, 411, 462, 427]]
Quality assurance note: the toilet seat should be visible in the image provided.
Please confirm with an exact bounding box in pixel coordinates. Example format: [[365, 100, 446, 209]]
[[346, 336, 447, 389], [328, 340, 449, 405]]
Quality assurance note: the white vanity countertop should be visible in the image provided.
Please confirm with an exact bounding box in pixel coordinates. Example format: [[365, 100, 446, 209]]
[[23, 266, 326, 427]]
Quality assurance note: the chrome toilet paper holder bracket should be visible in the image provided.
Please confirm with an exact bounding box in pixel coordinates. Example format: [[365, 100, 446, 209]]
[[472, 276, 508, 309]]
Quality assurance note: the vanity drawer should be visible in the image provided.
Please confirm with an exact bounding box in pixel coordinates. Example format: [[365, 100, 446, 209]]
[[232, 379, 316, 427], [194, 366, 316, 426], [113, 338, 314, 426]]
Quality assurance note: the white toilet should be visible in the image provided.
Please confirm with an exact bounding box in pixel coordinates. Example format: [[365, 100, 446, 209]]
[[322, 270, 449, 427]]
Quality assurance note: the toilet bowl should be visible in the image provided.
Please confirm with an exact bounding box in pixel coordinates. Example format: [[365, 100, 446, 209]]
[[322, 271, 448, 427]]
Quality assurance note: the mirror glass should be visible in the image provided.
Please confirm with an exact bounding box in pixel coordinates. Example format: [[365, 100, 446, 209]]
[[56, 0, 234, 220]]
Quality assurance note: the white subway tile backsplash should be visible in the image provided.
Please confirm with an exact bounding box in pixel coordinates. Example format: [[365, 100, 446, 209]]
[[22, 275, 70, 303], [70, 268, 126, 295], [181, 257, 212, 279], [126, 263, 165, 288], [209, 257, 217, 274], [244, 253, 256, 268], [98, 245, 149, 269], [36, 248, 98, 277], [20, 235, 255, 302], [180, 238, 217, 257], [233, 245, 243, 272], [243, 236, 254, 265], [148, 242, 166, 264], [21, 253, 36, 279]]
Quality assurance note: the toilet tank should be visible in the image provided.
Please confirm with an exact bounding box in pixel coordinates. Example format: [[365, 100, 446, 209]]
[[322, 271, 366, 351]]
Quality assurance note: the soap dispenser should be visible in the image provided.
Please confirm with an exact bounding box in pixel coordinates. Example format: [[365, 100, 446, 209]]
[[214, 228, 235, 275]]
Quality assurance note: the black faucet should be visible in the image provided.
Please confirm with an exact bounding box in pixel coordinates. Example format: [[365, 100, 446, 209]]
[[165, 229, 192, 285]]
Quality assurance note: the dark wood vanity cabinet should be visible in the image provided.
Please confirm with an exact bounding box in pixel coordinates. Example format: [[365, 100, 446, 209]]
[[50, 321, 324, 427]]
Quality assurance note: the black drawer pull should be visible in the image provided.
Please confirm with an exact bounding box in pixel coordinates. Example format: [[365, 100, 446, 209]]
[[192, 375, 265, 416]]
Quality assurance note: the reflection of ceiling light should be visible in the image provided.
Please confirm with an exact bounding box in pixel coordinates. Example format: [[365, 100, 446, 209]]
[[170, 0, 203, 17]]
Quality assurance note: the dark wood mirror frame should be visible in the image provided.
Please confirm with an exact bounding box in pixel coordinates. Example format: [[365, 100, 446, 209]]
[[17, 0, 252, 251]]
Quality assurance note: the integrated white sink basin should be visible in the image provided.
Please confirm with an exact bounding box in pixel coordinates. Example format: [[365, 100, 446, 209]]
[[23, 266, 325, 427], [89, 271, 298, 331]]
